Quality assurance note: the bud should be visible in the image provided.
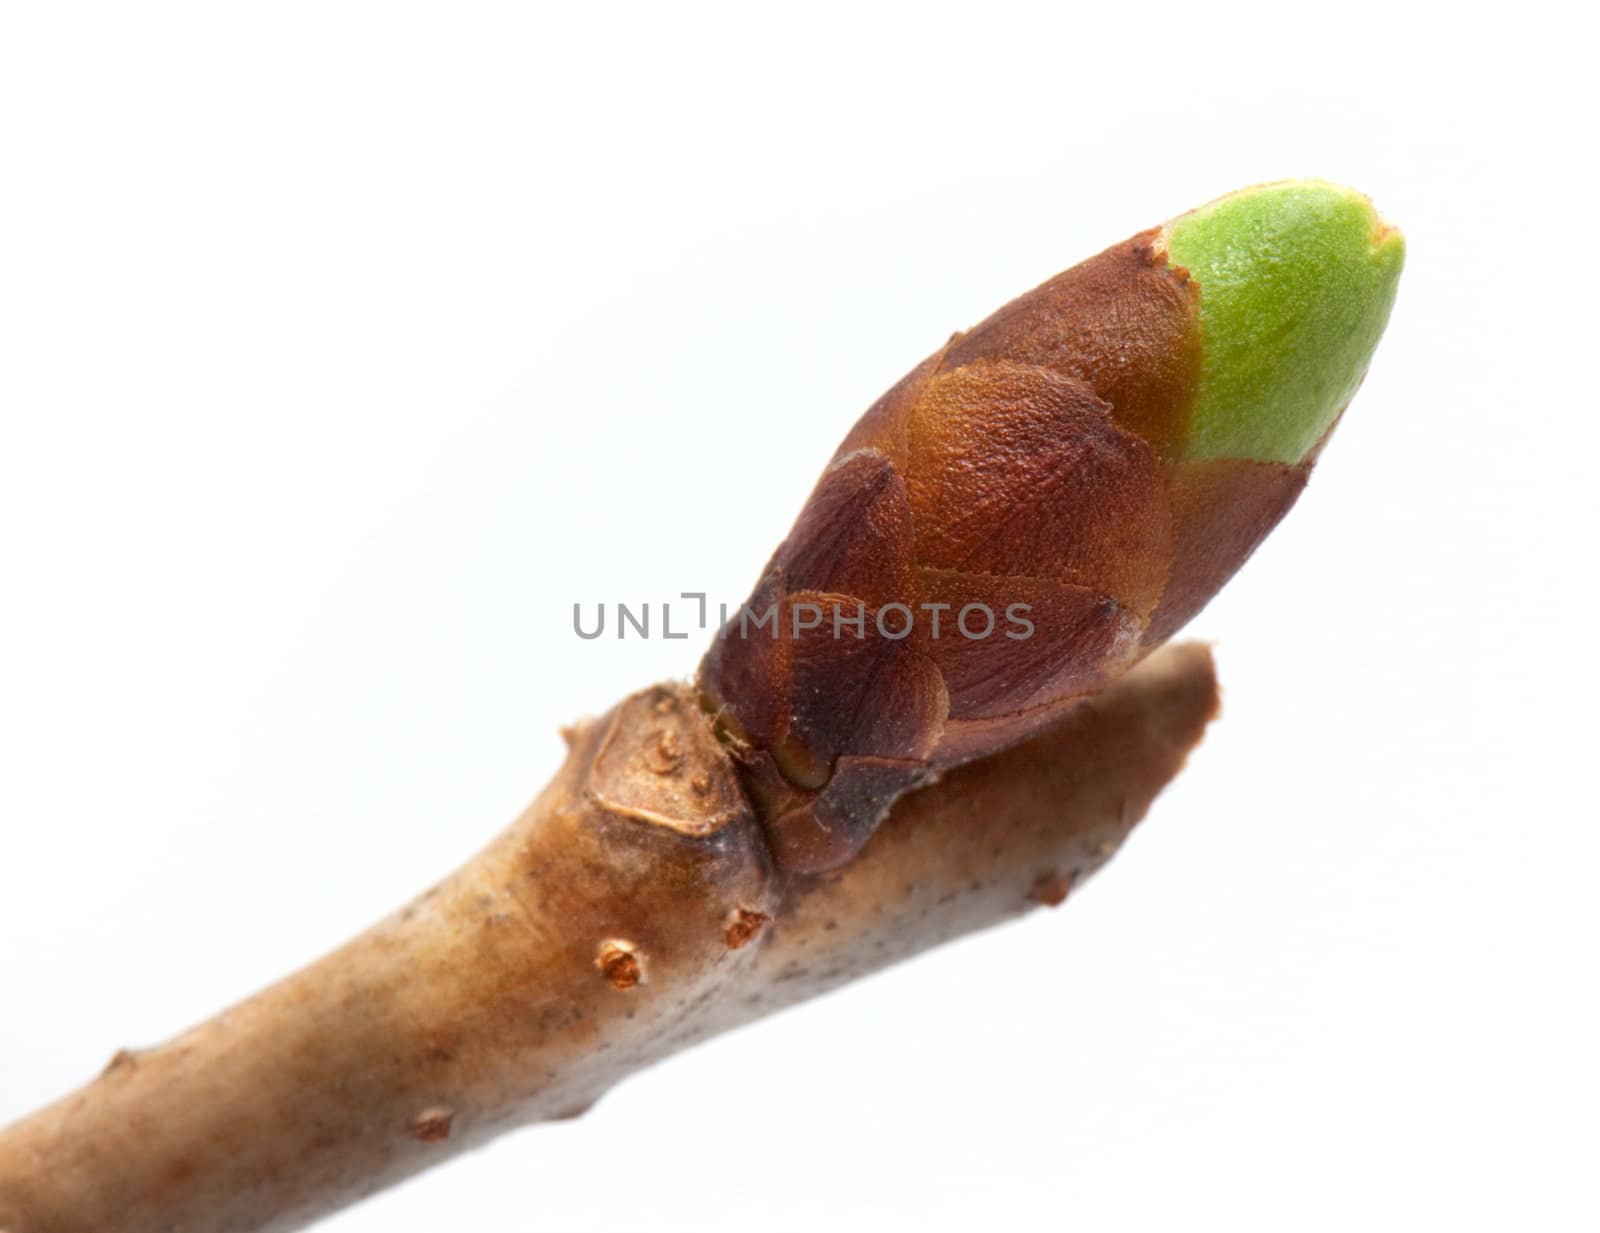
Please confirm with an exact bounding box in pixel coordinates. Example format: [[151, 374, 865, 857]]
[[699, 181, 1404, 871]]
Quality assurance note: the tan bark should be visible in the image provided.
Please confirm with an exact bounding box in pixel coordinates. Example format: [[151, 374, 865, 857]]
[[0, 642, 1217, 1233]]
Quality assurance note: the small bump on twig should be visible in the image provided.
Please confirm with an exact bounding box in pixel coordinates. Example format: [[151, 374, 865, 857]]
[[409, 1108, 454, 1143], [596, 940, 644, 989], [724, 906, 771, 950]]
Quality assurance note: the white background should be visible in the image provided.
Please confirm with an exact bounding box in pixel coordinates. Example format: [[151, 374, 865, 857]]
[[1, 4, 1594, 1230]]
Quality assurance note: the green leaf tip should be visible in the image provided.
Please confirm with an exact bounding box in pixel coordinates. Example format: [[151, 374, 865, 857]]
[[1162, 180, 1404, 464]]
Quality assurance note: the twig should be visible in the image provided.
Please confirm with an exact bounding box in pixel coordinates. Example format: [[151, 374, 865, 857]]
[[0, 644, 1216, 1233]]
